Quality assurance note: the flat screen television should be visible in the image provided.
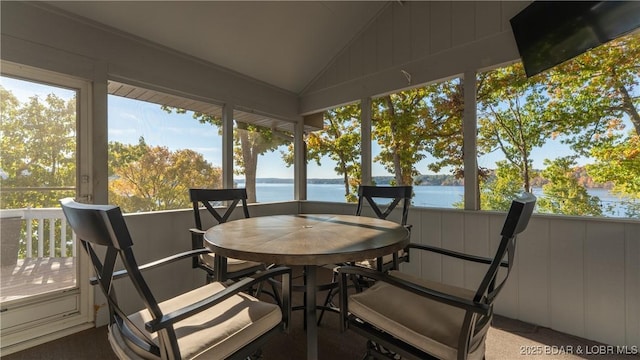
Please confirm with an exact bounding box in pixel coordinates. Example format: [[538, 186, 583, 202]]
[[510, 1, 640, 77]]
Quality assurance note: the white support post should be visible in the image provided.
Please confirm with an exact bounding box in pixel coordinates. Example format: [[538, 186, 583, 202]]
[[37, 216, 44, 258], [222, 103, 235, 189], [49, 219, 56, 256], [25, 208, 33, 258], [294, 119, 306, 200], [61, 220, 68, 257], [463, 71, 479, 210], [361, 98, 372, 186]]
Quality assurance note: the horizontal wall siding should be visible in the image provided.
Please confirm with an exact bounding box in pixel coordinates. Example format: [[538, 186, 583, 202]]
[[585, 221, 627, 345], [627, 223, 640, 346], [300, 1, 530, 113], [515, 217, 550, 326]]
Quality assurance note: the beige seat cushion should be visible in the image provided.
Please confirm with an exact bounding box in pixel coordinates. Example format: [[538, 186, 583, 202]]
[[201, 253, 264, 273], [123, 281, 281, 359], [348, 270, 488, 360]]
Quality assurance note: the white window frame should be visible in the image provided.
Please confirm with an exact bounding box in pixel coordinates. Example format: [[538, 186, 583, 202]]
[[0, 61, 94, 355]]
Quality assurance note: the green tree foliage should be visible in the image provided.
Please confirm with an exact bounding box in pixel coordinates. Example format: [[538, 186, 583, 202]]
[[477, 64, 550, 194], [373, 90, 429, 186], [0, 86, 76, 209], [544, 32, 640, 145], [544, 33, 640, 214], [421, 79, 467, 178], [476, 32, 639, 216], [162, 106, 290, 202], [108, 138, 222, 212], [537, 157, 602, 216], [235, 122, 291, 202], [479, 161, 524, 211], [302, 82, 466, 201], [301, 105, 362, 201], [1, 85, 77, 257], [372, 79, 466, 186], [587, 133, 640, 217]]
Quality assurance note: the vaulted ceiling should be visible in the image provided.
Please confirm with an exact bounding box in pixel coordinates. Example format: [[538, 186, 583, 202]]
[[44, 1, 390, 95]]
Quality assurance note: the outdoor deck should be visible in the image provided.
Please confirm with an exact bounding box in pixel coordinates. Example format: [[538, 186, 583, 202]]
[[0, 257, 76, 303]]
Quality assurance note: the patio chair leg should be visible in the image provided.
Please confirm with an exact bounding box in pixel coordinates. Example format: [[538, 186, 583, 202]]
[[362, 340, 377, 360], [362, 353, 376, 360], [206, 273, 215, 284], [247, 348, 263, 360], [366, 340, 402, 360], [270, 281, 282, 307], [316, 272, 338, 325]]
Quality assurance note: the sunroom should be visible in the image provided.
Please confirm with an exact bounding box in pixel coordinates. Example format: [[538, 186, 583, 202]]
[[1, 1, 638, 358]]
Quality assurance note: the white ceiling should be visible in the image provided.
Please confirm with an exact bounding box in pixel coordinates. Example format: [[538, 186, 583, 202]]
[[45, 1, 389, 94]]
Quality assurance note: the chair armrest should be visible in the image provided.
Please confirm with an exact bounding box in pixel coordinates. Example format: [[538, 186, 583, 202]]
[[406, 243, 508, 268], [145, 266, 292, 332], [337, 265, 490, 316], [189, 228, 208, 268], [89, 248, 212, 285]]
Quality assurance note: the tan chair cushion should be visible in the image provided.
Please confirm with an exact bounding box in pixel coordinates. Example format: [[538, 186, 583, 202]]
[[201, 253, 263, 273], [348, 270, 488, 360], [125, 281, 282, 359]]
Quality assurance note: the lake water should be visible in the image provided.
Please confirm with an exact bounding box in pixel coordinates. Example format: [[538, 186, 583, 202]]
[[242, 183, 632, 218]]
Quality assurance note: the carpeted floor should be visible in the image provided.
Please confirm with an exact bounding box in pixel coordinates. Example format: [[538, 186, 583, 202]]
[[3, 267, 637, 360]]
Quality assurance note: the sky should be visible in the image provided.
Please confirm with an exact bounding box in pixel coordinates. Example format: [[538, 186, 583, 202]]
[[1, 75, 604, 179]]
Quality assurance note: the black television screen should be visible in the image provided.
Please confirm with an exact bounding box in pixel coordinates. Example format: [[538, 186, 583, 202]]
[[510, 1, 640, 77]]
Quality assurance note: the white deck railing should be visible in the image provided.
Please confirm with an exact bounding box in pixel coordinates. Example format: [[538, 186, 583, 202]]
[[0, 208, 75, 259]]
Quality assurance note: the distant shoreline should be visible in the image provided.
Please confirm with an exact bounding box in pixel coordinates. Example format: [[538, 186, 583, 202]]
[[235, 176, 611, 189], [236, 177, 449, 185]]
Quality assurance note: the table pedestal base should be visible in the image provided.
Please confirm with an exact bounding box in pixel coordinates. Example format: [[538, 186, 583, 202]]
[[305, 265, 318, 360]]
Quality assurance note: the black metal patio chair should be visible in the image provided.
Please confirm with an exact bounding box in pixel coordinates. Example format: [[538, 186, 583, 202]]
[[337, 192, 536, 360], [317, 185, 413, 325], [353, 185, 413, 272], [189, 188, 266, 284], [60, 197, 291, 360]]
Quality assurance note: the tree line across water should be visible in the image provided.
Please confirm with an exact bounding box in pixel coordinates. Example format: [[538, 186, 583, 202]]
[[295, 171, 611, 188]]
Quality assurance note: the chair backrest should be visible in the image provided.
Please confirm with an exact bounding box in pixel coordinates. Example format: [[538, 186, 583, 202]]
[[190, 188, 250, 230], [60, 198, 163, 358], [474, 192, 536, 318], [356, 185, 412, 226], [449, 192, 534, 357]]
